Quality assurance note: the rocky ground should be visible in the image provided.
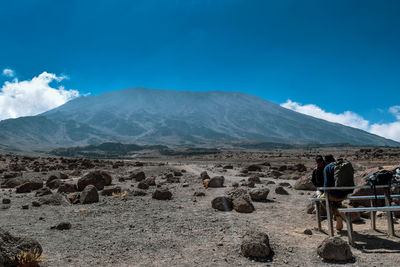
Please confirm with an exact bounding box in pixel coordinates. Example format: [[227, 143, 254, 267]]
[[1, 147, 400, 266]]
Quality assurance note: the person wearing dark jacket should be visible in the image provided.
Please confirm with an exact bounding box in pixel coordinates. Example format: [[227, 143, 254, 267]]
[[312, 155, 326, 187], [322, 154, 347, 230]]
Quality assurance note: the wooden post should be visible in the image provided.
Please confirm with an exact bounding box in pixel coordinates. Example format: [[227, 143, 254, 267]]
[[384, 189, 394, 236], [346, 213, 354, 246], [325, 190, 334, 237], [370, 199, 376, 230], [316, 201, 322, 231]]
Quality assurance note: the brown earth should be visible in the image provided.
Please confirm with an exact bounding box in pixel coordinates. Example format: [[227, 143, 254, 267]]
[[1, 147, 400, 266]]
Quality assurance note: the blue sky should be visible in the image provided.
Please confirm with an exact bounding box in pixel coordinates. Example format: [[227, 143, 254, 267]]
[[1, 0, 400, 140]]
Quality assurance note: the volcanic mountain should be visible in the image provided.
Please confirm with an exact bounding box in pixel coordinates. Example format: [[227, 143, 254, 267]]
[[0, 87, 398, 150]]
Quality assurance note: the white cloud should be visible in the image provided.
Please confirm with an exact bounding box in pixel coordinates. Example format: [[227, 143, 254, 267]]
[[2, 68, 15, 77], [0, 71, 80, 121], [389, 106, 400, 120], [281, 100, 400, 142]]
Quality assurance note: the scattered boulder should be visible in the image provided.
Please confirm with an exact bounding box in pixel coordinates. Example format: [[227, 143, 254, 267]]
[[138, 181, 150, 190], [167, 176, 180, 183], [248, 174, 261, 184], [16, 180, 43, 193], [241, 230, 271, 258], [208, 176, 224, 188], [77, 170, 112, 191], [223, 165, 233, 169], [249, 188, 270, 201], [0, 227, 43, 267], [35, 187, 52, 197], [226, 188, 248, 199], [46, 175, 61, 189], [130, 171, 146, 182], [22, 205, 29, 210], [174, 171, 183, 176], [278, 182, 291, 187], [101, 186, 121, 196], [152, 188, 172, 200], [57, 182, 77, 194], [317, 237, 353, 262], [32, 201, 41, 207], [211, 196, 233, 211], [247, 165, 262, 172], [304, 229, 313, 235], [2, 199, 10, 204], [39, 193, 70, 206], [278, 165, 287, 171], [80, 185, 99, 204], [295, 163, 307, 172], [233, 196, 255, 213], [144, 177, 156, 186], [194, 191, 206, 197], [51, 222, 71, 230], [294, 175, 316, 191], [275, 186, 289, 195], [270, 170, 283, 178]]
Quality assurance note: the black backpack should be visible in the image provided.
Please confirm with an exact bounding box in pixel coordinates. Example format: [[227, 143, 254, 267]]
[[365, 170, 394, 206]]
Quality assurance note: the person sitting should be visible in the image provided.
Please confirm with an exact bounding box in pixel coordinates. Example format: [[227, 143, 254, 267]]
[[322, 154, 348, 231], [311, 155, 326, 197]]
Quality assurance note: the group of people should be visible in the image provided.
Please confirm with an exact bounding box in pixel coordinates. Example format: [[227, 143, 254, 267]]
[[311, 154, 350, 230]]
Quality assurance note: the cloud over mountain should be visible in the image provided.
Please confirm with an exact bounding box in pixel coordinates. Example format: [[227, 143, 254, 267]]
[[0, 71, 80, 121], [281, 100, 400, 142]]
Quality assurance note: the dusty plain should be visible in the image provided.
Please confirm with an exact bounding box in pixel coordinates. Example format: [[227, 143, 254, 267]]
[[1, 147, 400, 266]]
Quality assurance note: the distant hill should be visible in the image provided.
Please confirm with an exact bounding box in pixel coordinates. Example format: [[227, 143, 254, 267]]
[[0, 87, 398, 151]]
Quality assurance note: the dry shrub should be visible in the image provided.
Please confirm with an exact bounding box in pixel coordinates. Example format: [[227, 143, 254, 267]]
[[13, 248, 43, 267]]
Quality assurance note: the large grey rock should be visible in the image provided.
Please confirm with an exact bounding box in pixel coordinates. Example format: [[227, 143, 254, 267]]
[[77, 170, 112, 191], [39, 193, 70, 206], [208, 176, 224, 188], [152, 188, 172, 200], [294, 175, 316, 191], [275, 186, 289, 195], [80, 185, 99, 204], [16, 179, 43, 193], [249, 188, 270, 201], [317, 237, 353, 262], [1, 177, 38, 189], [57, 182, 77, 193], [233, 196, 255, 213], [211, 196, 233, 211], [241, 230, 271, 258], [0, 227, 43, 267], [130, 171, 146, 182]]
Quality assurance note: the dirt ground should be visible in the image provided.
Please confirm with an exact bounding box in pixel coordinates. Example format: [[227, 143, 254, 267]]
[[1, 147, 400, 266]]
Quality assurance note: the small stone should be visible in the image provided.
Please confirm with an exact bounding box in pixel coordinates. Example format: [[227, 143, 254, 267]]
[[194, 191, 205, 197], [22, 205, 29, 209], [51, 222, 71, 230], [304, 229, 312, 235], [275, 186, 289, 195], [32, 201, 41, 207], [2, 198, 10, 204]]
